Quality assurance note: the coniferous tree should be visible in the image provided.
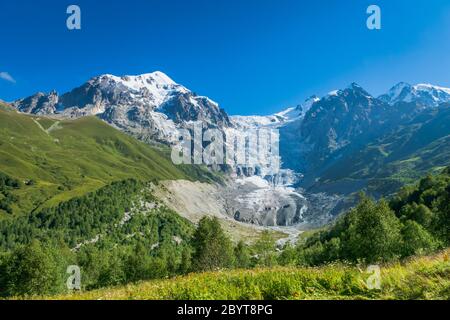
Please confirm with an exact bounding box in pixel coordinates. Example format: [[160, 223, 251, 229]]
[[191, 217, 234, 271], [253, 230, 277, 267]]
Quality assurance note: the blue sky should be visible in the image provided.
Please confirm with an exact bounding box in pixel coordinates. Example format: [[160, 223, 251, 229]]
[[1, 0, 449, 115]]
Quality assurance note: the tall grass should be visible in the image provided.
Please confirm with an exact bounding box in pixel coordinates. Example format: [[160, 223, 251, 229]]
[[38, 249, 449, 300]]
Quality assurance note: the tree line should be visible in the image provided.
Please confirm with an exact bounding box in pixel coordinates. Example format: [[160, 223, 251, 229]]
[[279, 167, 450, 266]]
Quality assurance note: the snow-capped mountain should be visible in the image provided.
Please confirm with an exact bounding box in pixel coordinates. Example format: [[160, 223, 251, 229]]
[[8, 75, 450, 227], [13, 71, 230, 143], [279, 81, 450, 196], [13, 75, 448, 180], [278, 82, 393, 173], [378, 82, 450, 106]]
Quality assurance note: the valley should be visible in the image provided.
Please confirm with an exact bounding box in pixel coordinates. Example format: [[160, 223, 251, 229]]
[[3, 73, 450, 230], [1, 74, 449, 299], [1, 0, 449, 304]]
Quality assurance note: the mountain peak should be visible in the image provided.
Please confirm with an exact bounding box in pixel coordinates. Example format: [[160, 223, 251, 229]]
[[126, 71, 177, 86], [414, 83, 450, 94], [345, 82, 372, 97], [347, 82, 362, 89], [298, 95, 320, 113], [380, 82, 450, 106], [392, 81, 411, 89], [324, 83, 371, 99], [326, 89, 341, 97], [97, 71, 181, 90]]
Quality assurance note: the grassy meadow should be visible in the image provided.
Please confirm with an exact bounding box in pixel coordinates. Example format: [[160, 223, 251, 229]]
[[38, 249, 449, 300]]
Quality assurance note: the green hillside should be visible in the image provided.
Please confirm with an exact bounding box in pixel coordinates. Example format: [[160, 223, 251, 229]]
[[315, 106, 450, 196], [0, 101, 14, 112], [0, 108, 214, 215]]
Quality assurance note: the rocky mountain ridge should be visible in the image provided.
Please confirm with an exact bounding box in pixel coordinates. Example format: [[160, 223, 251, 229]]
[[9, 73, 450, 227], [12, 72, 230, 143]]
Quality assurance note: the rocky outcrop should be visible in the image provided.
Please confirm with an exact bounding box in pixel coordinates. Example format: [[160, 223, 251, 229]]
[[12, 72, 231, 143]]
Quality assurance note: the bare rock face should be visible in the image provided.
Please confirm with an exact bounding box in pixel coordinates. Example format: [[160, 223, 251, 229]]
[[278, 83, 449, 188], [161, 93, 230, 127], [298, 84, 391, 169], [12, 71, 231, 143], [12, 90, 59, 115]]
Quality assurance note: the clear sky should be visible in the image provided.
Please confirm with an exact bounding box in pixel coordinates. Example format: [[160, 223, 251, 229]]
[[1, 0, 449, 115]]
